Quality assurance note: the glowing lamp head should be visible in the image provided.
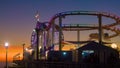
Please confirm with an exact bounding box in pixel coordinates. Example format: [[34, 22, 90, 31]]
[[111, 43, 117, 49], [5, 42, 9, 47]]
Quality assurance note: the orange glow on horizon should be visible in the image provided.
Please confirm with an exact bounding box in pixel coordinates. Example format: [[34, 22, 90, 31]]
[[0, 45, 23, 62]]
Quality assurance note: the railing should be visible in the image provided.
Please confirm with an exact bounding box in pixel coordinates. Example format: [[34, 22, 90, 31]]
[[62, 24, 98, 28]]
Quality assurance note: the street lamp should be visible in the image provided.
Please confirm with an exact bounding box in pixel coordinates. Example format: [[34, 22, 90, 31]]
[[5, 42, 9, 68]]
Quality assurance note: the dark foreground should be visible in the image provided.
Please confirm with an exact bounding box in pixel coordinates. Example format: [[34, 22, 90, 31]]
[[8, 60, 120, 68]]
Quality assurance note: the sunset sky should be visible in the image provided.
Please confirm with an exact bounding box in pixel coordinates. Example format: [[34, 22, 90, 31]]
[[0, 0, 120, 63], [0, 45, 23, 62]]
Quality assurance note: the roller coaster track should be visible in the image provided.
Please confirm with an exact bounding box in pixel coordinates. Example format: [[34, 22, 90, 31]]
[[31, 11, 120, 50], [46, 11, 120, 39], [30, 11, 120, 60], [31, 11, 120, 46], [47, 11, 120, 30], [61, 24, 120, 39]]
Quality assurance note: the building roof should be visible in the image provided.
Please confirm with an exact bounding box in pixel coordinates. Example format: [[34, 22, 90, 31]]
[[78, 41, 117, 52]]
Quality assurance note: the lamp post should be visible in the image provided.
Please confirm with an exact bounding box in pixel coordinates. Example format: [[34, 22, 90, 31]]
[[5, 42, 9, 68], [22, 43, 25, 61]]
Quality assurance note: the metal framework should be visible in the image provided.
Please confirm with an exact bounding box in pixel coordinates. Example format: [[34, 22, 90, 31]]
[[30, 11, 120, 60]]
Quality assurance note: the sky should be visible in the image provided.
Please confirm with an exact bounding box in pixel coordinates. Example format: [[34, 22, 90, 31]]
[[0, 0, 120, 65], [0, 0, 120, 46]]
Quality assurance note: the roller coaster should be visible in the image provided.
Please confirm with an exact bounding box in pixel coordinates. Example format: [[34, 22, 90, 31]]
[[25, 11, 120, 60]]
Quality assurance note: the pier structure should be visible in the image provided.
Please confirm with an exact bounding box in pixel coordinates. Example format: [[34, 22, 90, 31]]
[[29, 11, 120, 60], [11, 11, 120, 68]]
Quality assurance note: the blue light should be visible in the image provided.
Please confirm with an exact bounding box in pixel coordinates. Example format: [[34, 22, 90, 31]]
[[63, 52, 67, 56]]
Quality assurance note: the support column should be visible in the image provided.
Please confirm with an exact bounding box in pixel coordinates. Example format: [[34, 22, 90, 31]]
[[59, 16, 62, 51], [36, 28, 39, 60], [98, 14, 102, 45], [77, 30, 80, 46], [77, 24, 80, 47], [22, 43, 25, 61], [51, 21, 55, 47]]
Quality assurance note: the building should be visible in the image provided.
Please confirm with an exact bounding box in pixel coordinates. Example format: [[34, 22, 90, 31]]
[[77, 41, 119, 64]]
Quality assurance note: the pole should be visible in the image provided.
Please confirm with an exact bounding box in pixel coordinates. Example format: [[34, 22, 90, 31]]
[[22, 43, 25, 60], [51, 21, 55, 49], [36, 28, 39, 60], [6, 47, 8, 68], [98, 14, 102, 45], [77, 24, 80, 47], [77, 30, 80, 46], [59, 16, 62, 51]]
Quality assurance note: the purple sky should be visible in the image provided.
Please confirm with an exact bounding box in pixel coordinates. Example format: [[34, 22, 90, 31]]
[[0, 0, 120, 46]]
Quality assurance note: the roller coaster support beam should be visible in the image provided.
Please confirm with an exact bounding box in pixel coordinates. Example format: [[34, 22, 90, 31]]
[[36, 28, 39, 60], [22, 43, 25, 61], [59, 16, 62, 51], [98, 14, 102, 45], [52, 21, 55, 47], [77, 24, 80, 47]]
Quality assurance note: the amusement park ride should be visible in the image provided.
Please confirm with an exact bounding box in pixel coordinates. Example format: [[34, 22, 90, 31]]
[[27, 11, 120, 60], [13, 11, 120, 66]]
